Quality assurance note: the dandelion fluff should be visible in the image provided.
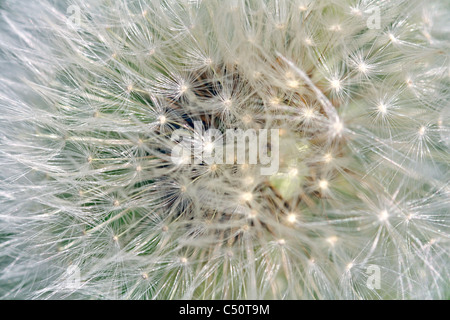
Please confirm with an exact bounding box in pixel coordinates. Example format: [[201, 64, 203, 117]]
[[0, 0, 449, 299]]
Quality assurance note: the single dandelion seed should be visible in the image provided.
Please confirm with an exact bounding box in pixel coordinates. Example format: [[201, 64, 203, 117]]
[[244, 176, 254, 185], [358, 62, 368, 74], [303, 108, 314, 119], [252, 71, 261, 79], [158, 115, 167, 124], [248, 210, 258, 219], [319, 179, 329, 190], [389, 33, 398, 43], [241, 192, 253, 202], [327, 236, 338, 246], [323, 153, 333, 163], [406, 78, 413, 87], [350, 7, 362, 16], [329, 25, 342, 32], [418, 126, 426, 136], [379, 210, 389, 222], [378, 103, 387, 114], [333, 121, 343, 135], [223, 99, 232, 108], [180, 257, 188, 264], [242, 114, 252, 124], [286, 213, 297, 223], [179, 84, 189, 95], [304, 37, 313, 46], [330, 79, 341, 92], [270, 97, 281, 106], [288, 168, 298, 177]]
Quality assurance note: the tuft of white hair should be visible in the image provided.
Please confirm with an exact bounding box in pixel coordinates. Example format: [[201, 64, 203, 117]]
[[0, 0, 449, 299]]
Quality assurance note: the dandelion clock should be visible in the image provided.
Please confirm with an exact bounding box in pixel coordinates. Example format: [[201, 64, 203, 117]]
[[0, 0, 449, 299]]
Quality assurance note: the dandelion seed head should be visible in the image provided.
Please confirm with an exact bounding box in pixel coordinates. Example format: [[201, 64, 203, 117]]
[[0, 0, 448, 301]]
